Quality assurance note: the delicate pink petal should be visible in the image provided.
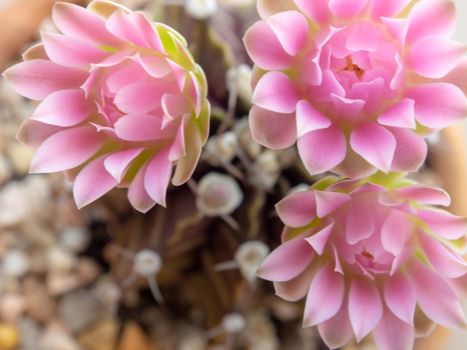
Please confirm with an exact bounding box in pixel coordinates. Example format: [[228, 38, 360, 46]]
[[329, 0, 368, 19], [373, 308, 414, 350], [249, 106, 297, 150], [104, 148, 144, 182], [266, 11, 309, 56], [297, 124, 346, 175], [30, 127, 103, 173], [409, 260, 466, 328], [126, 12, 163, 50], [445, 57, 467, 94], [31, 89, 91, 127], [257, 236, 314, 282], [346, 200, 375, 245], [408, 37, 466, 79], [3, 60, 87, 100], [252, 72, 299, 113], [305, 222, 334, 255], [303, 263, 344, 326], [162, 93, 188, 119], [314, 190, 351, 218], [137, 54, 171, 78], [420, 235, 467, 279], [185, 72, 203, 116], [396, 185, 450, 207], [114, 114, 167, 141], [348, 278, 383, 342], [418, 208, 467, 240], [243, 20, 293, 70], [381, 210, 410, 255], [274, 266, 314, 302], [381, 17, 409, 45], [384, 272, 416, 325], [389, 127, 427, 172], [16, 119, 62, 148], [406, 0, 456, 44], [275, 191, 316, 228], [106, 10, 148, 47], [128, 164, 156, 213], [346, 23, 379, 52], [350, 123, 396, 172], [331, 94, 365, 121], [114, 81, 170, 114], [73, 156, 118, 208], [371, 0, 411, 18], [296, 100, 331, 138], [169, 118, 187, 161], [41, 32, 108, 67], [144, 148, 172, 207], [293, 0, 330, 23], [318, 301, 353, 349], [377, 99, 415, 129]]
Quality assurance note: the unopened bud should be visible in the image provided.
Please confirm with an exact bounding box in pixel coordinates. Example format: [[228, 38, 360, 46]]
[[133, 250, 162, 277], [235, 241, 269, 282], [222, 313, 246, 334], [185, 0, 218, 19]]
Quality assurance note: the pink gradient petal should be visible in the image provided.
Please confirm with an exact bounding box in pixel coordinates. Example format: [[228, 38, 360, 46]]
[[303, 263, 344, 326], [30, 89, 91, 127], [243, 20, 293, 70], [305, 222, 334, 255], [266, 11, 309, 56], [381, 210, 410, 255], [73, 156, 118, 209], [252, 72, 299, 113], [16, 119, 62, 148], [417, 208, 467, 240], [408, 37, 466, 79], [381, 17, 409, 45], [420, 235, 467, 279], [169, 118, 187, 161], [396, 185, 450, 207], [384, 272, 416, 325], [275, 190, 316, 228], [371, 0, 411, 18], [329, 0, 368, 19], [114, 81, 170, 114], [297, 124, 346, 175], [350, 123, 396, 172], [445, 57, 467, 94], [331, 94, 365, 121], [104, 148, 144, 182], [293, 0, 330, 23], [318, 301, 353, 349], [137, 54, 171, 78], [128, 164, 156, 213], [274, 266, 315, 302], [257, 236, 314, 282], [249, 106, 297, 150], [389, 127, 427, 172], [106, 10, 149, 48], [406, 0, 456, 44], [296, 100, 331, 138], [348, 278, 383, 342], [346, 200, 375, 245], [314, 190, 351, 218], [377, 99, 415, 129], [41, 32, 108, 67], [114, 114, 166, 142], [162, 93, 188, 119], [3, 60, 87, 100], [373, 308, 414, 350], [30, 127, 103, 173], [409, 260, 466, 329], [144, 148, 172, 207]]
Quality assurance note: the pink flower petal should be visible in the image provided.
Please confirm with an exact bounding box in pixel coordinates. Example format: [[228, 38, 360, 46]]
[[30, 127, 104, 173], [329, 0, 368, 19], [114, 114, 167, 141], [296, 100, 331, 138], [243, 20, 293, 70], [373, 308, 414, 350], [318, 301, 353, 349], [314, 190, 351, 218], [274, 266, 315, 302], [406, 0, 456, 44], [381, 17, 410, 45], [249, 106, 297, 150], [408, 36, 466, 79], [31, 89, 91, 127], [389, 127, 427, 173], [106, 10, 149, 48], [409, 260, 466, 328], [137, 54, 171, 78], [297, 124, 346, 175], [303, 262, 344, 326], [293, 0, 330, 23], [420, 235, 467, 279], [331, 94, 365, 121], [381, 210, 410, 255], [377, 99, 416, 129], [41, 32, 108, 67], [73, 155, 118, 208], [348, 278, 383, 342], [257, 236, 314, 282], [171, 123, 202, 186], [275, 190, 316, 228], [252, 71, 299, 113], [114, 81, 170, 114], [161, 93, 189, 120], [169, 118, 187, 161], [384, 272, 416, 325], [305, 222, 334, 255], [128, 164, 156, 213], [3, 60, 87, 100], [417, 208, 467, 240], [104, 148, 144, 182], [350, 122, 396, 172], [396, 185, 450, 207], [16, 119, 62, 148], [371, 0, 411, 18], [445, 57, 467, 94], [346, 199, 375, 245], [144, 148, 172, 207], [266, 11, 309, 56]]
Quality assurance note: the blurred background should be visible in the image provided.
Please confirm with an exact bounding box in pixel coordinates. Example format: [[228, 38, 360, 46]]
[[0, 1, 465, 349]]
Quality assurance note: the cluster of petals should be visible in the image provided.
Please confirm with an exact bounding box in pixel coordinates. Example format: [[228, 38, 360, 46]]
[[244, 0, 467, 178], [258, 177, 467, 349], [4, 0, 210, 212]]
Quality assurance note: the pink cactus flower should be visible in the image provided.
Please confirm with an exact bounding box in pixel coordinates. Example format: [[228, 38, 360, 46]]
[[3, 0, 210, 212], [244, 0, 467, 178], [258, 176, 467, 349]]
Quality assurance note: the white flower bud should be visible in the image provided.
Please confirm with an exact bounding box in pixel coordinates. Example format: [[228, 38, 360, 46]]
[[185, 0, 218, 19], [196, 173, 243, 216], [204, 132, 238, 165], [250, 151, 280, 190], [222, 313, 246, 334], [227, 64, 253, 103], [133, 250, 162, 277], [235, 241, 269, 282], [234, 118, 261, 158]]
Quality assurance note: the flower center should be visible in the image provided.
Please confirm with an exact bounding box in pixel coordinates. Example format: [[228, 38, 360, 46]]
[[342, 56, 365, 80]]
